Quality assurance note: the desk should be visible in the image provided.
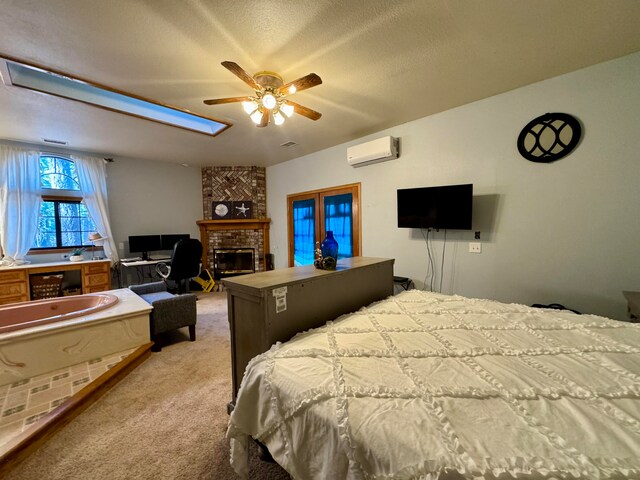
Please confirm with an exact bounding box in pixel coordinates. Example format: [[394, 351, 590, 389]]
[[119, 258, 171, 287], [0, 260, 111, 305]]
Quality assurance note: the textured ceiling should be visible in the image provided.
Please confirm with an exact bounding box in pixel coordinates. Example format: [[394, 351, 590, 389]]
[[1, 0, 640, 166]]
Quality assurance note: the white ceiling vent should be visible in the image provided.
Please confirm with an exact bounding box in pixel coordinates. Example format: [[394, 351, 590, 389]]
[[280, 141, 298, 148], [347, 136, 399, 167]]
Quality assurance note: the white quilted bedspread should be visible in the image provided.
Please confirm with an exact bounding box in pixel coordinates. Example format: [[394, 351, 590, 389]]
[[227, 290, 640, 479]]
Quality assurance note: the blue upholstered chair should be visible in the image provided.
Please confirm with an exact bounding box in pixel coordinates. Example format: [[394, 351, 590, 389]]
[[129, 281, 196, 352]]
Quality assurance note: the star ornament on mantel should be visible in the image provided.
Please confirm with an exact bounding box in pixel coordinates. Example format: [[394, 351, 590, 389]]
[[235, 202, 250, 217]]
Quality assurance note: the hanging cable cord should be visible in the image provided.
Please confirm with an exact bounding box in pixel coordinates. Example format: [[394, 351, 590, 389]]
[[429, 230, 438, 292], [429, 230, 435, 292], [421, 228, 435, 291], [439, 229, 447, 293]]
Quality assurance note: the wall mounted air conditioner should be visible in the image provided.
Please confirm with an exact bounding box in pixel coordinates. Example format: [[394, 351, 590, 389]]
[[347, 136, 400, 167]]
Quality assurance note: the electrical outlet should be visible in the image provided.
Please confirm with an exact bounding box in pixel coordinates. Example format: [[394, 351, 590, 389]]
[[468, 242, 482, 253]]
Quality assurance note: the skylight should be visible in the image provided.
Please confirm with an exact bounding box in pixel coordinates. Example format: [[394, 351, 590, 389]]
[[0, 56, 231, 137]]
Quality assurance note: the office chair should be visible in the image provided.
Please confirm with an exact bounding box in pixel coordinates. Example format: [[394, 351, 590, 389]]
[[156, 238, 203, 293]]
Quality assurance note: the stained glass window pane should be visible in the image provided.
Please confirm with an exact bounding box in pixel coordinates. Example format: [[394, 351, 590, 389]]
[[33, 201, 57, 248], [81, 218, 94, 231], [40, 201, 55, 217], [39, 156, 80, 190], [39, 217, 56, 232], [324, 193, 353, 259], [292, 199, 315, 266], [59, 202, 80, 217], [36, 233, 57, 249], [61, 216, 80, 232]]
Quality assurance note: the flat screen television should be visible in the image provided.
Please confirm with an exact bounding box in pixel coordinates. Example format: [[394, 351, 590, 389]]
[[397, 183, 473, 230], [128, 234, 161, 260], [160, 233, 190, 250]]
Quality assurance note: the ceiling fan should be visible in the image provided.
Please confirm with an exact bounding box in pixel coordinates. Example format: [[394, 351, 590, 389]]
[[203, 61, 322, 127]]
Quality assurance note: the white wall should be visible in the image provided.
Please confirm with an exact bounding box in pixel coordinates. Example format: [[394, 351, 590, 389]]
[[267, 52, 640, 320], [106, 156, 202, 257]]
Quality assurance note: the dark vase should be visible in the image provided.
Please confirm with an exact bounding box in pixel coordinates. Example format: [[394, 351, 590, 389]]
[[320, 231, 339, 270]]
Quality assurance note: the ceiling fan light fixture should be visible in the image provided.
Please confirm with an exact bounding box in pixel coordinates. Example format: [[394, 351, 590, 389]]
[[250, 109, 264, 124], [205, 61, 323, 127], [242, 100, 258, 114], [280, 102, 294, 117], [261, 93, 276, 110], [273, 111, 286, 126]]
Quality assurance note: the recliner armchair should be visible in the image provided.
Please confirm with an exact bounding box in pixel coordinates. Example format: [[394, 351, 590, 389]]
[[129, 281, 196, 352]]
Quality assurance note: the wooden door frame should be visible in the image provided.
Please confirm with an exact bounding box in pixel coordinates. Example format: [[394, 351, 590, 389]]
[[287, 183, 361, 267]]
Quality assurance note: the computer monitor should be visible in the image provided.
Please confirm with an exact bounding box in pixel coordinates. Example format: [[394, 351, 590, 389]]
[[128, 234, 161, 261], [160, 233, 190, 251]]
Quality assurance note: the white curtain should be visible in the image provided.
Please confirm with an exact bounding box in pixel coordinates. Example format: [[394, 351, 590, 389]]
[[73, 154, 119, 262], [0, 144, 42, 266]]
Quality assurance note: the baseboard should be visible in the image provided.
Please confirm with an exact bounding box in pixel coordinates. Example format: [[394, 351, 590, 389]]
[[0, 342, 153, 476]]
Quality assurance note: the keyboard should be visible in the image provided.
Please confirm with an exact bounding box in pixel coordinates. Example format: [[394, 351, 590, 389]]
[[150, 256, 171, 261], [122, 257, 142, 262]]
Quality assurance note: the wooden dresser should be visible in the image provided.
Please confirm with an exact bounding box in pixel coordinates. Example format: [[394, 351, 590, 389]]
[[222, 256, 394, 407], [0, 259, 111, 305]]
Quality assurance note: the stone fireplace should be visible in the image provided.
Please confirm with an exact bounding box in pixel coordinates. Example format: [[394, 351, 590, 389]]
[[199, 166, 269, 274]]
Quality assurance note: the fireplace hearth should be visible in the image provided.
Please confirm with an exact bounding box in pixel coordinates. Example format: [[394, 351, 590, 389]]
[[213, 248, 255, 279]]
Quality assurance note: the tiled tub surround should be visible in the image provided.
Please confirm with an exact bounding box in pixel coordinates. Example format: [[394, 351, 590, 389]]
[[0, 289, 151, 386], [0, 347, 136, 449]]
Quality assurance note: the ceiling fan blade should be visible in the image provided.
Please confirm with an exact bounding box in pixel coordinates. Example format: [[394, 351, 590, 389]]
[[257, 109, 269, 127], [285, 100, 322, 121], [221, 61, 261, 90], [203, 96, 251, 105], [278, 73, 322, 95]]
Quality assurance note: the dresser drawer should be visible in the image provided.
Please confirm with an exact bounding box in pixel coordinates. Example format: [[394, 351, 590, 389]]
[[82, 262, 110, 275], [0, 281, 28, 297], [0, 294, 28, 305], [83, 273, 110, 288], [0, 270, 27, 284]]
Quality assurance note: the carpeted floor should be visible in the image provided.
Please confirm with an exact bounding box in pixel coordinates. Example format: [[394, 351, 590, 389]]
[[6, 292, 291, 480]]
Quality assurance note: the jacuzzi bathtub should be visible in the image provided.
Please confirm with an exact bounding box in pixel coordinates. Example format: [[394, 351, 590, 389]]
[[0, 289, 152, 386], [0, 293, 119, 334]]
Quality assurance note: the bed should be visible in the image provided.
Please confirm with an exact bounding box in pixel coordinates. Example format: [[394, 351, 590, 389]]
[[227, 289, 640, 479]]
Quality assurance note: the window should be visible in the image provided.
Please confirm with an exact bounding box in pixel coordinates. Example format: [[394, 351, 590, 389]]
[[287, 183, 361, 266], [31, 155, 96, 250], [39, 155, 80, 190]]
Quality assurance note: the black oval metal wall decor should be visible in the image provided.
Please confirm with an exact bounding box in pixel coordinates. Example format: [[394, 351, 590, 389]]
[[517, 112, 582, 163]]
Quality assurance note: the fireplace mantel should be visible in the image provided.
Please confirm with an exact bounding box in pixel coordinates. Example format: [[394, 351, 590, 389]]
[[197, 218, 271, 271]]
